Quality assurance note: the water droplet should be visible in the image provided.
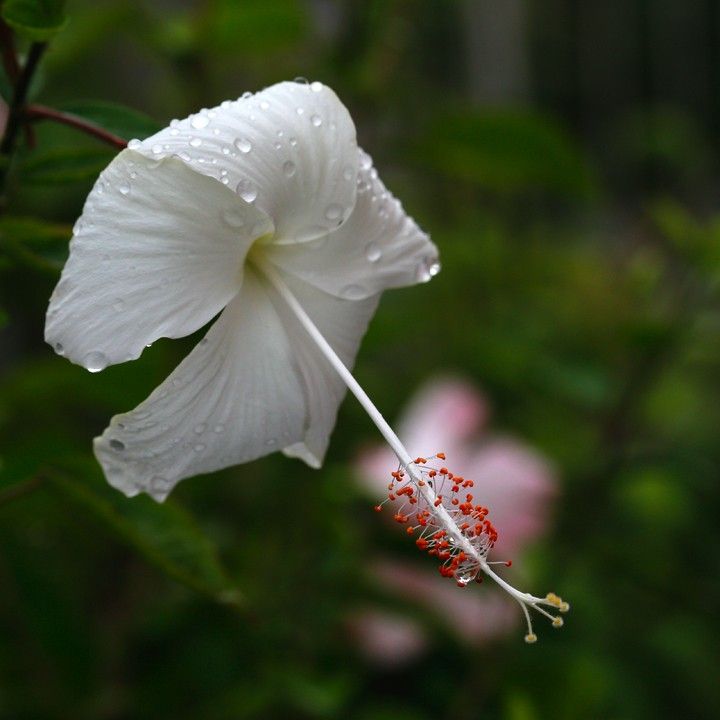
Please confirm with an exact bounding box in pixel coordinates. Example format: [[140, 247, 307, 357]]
[[274, 142, 282, 150], [109, 439, 125, 452], [214, 424, 225, 433], [151, 144, 163, 154], [178, 151, 191, 162], [233, 138, 252, 154], [293, 76, 309, 85], [194, 443, 206, 452], [295, 107, 304, 116], [84, 350, 108, 373], [310, 114, 322, 127], [241, 91, 253, 100], [310, 81, 323, 93], [289, 137, 298, 147], [118, 183, 130, 195], [365, 242, 382, 262], [191, 114, 209, 129], [276, 130, 284, 138], [221, 209, 245, 228], [324, 204, 344, 222], [340, 284, 366, 300], [129, 171, 137, 179], [428, 260, 441, 277], [359, 153, 372, 171], [342, 165, 354, 181], [236, 178, 257, 203], [128, 138, 141, 149], [73, 219, 83, 235], [282, 160, 296, 178], [456, 574, 473, 587], [189, 137, 202, 148], [112, 299, 125, 312], [54, 342, 64, 354], [194, 423, 206, 434], [260, 100, 270, 110], [221, 146, 230, 155]]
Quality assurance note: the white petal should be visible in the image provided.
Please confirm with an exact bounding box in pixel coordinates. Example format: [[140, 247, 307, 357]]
[[136, 81, 358, 243], [46, 150, 273, 370], [264, 148, 439, 300], [272, 271, 380, 468], [94, 270, 308, 501]]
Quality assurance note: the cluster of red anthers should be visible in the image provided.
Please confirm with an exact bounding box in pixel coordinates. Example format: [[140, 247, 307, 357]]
[[374, 452, 509, 587]]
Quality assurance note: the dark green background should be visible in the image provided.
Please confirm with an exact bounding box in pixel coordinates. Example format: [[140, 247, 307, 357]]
[[1, 1, 719, 718]]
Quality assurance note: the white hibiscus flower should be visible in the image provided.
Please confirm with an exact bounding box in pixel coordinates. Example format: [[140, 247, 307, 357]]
[[45, 80, 567, 641]]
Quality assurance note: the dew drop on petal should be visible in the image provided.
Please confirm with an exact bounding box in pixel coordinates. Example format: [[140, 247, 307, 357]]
[[324, 204, 344, 222], [151, 144, 163, 154], [189, 137, 202, 148], [241, 91, 253, 99], [109, 439, 125, 452], [310, 114, 322, 127], [84, 350, 108, 373], [234, 138, 252, 154], [340, 284, 366, 300], [191, 114, 209, 129], [342, 165, 354, 182], [260, 100, 270, 110], [295, 107, 304, 116], [310, 81, 323, 92], [118, 183, 130, 196], [54, 342, 64, 355], [128, 139, 141, 150], [282, 160, 297, 178], [293, 76, 309, 85], [236, 178, 257, 203], [365, 242, 382, 263], [221, 209, 246, 228], [289, 137, 298, 147], [194, 443, 206, 452]]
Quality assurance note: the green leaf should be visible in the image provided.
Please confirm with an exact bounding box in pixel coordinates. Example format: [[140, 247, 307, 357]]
[[58, 100, 162, 141], [48, 468, 242, 605], [417, 110, 596, 198], [2, 0, 67, 41], [0, 215, 71, 247], [20, 146, 114, 184]]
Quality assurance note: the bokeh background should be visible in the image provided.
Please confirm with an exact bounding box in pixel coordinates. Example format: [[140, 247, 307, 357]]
[[2, 1, 720, 718]]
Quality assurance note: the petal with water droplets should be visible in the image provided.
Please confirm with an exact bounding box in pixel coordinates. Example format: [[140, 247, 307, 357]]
[[94, 270, 307, 500], [45, 150, 273, 370], [264, 148, 438, 300], [135, 81, 358, 243]]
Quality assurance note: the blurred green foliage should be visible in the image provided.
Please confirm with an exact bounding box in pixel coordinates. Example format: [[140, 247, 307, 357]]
[[1, 1, 720, 719]]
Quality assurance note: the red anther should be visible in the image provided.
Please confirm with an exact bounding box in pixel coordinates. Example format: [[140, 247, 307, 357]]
[[406, 526, 415, 535], [438, 551, 451, 561], [428, 548, 438, 556], [428, 470, 437, 478], [466, 494, 474, 502], [434, 498, 442, 507], [416, 538, 428, 550], [438, 541, 450, 549], [436, 452, 446, 460], [388, 493, 396, 501], [393, 513, 409, 524], [453, 476, 464, 484], [457, 552, 467, 562], [460, 522, 470, 530], [439, 467, 449, 475], [414, 457, 427, 464], [409, 497, 417, 504], [452, 485, 460, 493], [451, 498, 459, 506], [505, 560, 512, 567], [373, 505, 383, 512], [391, 471, 401, 479], [463, 480, 474, 488], [433, 530, 446, 539], [447, 472, 454, 480], [418, 480, 426, 486], [417, 516, 427, 526], [475, 576, 483, 584]]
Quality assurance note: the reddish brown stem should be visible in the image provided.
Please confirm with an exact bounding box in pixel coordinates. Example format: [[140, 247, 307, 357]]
[[25, 103, 128, 150]]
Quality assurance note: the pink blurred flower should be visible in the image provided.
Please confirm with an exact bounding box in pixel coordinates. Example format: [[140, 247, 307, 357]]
[[350, 377, 558, 664]]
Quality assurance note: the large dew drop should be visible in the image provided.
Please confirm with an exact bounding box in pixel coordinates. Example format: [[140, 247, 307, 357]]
[[84, 350, 108, 373], [236, 179, 258, 203]]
